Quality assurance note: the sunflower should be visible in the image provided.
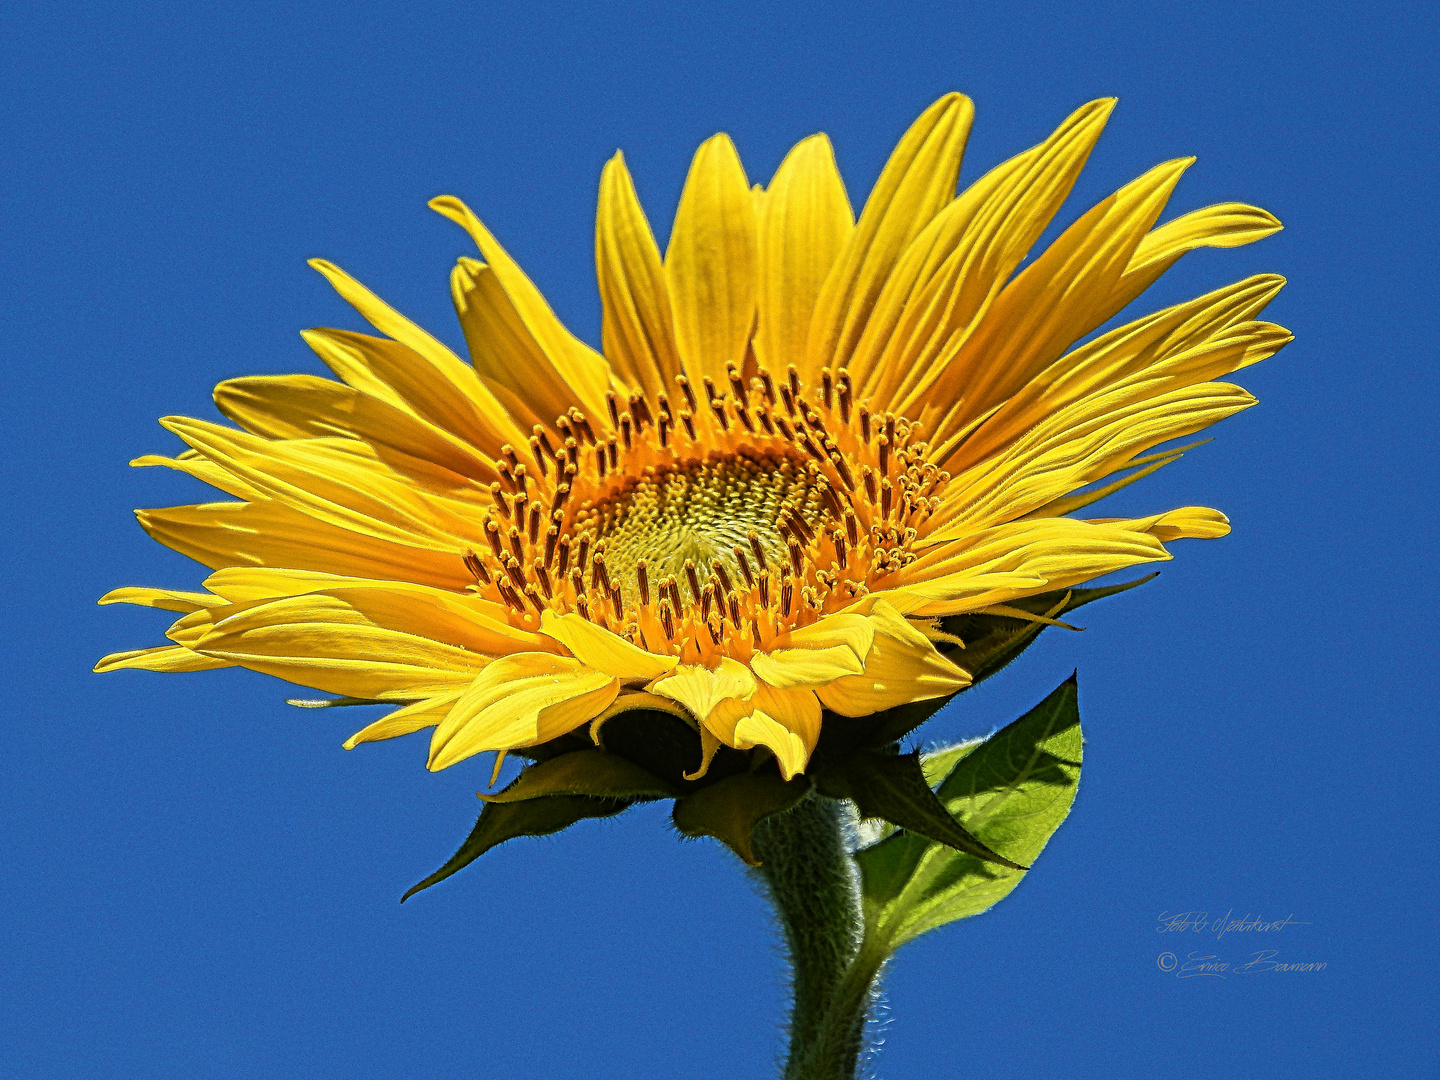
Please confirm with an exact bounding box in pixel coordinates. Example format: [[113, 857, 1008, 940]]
[[97, 93, 1286, 797]]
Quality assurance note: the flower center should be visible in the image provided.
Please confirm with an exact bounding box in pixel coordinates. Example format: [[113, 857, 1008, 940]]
[[573, 449, 824, 609], [461, 361, 952, 655]]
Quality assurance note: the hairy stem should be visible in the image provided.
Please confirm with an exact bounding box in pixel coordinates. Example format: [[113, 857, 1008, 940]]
[[752, 795, 882, 1080]]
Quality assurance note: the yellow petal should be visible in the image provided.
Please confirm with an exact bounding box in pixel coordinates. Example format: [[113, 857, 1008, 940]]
[[1107, 202, 1282, 315], [136, 500, 472, 592], [179, 592, 488, 700], [595, 151, 682, 401], [750, 643, 864, 689], [427, 654, 618, 770], [650, 657, 756, 723], [854, 98, 1115, 405], [755, 134, 853, 376], [539, 610, 678, 681], [307, 260, 527, 454], [704, 683, 821, 780], [430, 196, 615, 422], [925, 157, 1196, 454], [213, 374, 499, 481], [814, 600, 969, 716], [805, 93, 973, 379], [666, 133, 759, 387], [344, 692, 463, 750], [98, 587, 226, 613], [130, 452, 267, 500], [94, 645, 233, 674]]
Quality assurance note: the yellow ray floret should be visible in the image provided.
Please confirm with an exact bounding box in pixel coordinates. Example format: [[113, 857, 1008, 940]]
[[99, 92, 1287, 782]]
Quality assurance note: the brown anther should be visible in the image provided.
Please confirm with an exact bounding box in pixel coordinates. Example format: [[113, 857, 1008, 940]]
[[787, 538, 804, 576], [662, 576, 681, 614], [577, 595, 591, 622], [830, 453, 856, 492], [797, 432, 826, 463], [528, 436, 549, 477], [606, 391, 620, 430], [681, 411, 697, 441], [758, 571, 772, 607], [573, 410, 597, 446], [784, 505, 815, 543], [676, 374, 698, 412], [592, 553, 610, 595], [513, 493, 528, 534], [877, 435, 891, 478], [780, 577, 794, 617], [779, 384, 797, 417], [727, 364, 749, 408], [659, 601, 675, 640], [534, 561, 553, 599], [862, 466, 879, 505], [884, 413, 896, 446], [513, 464, 529, 494], [684, 559, 703, 604], [705, 620, 722, 648], [503, 444, 521, 471], [620, 415, 633, 450], [712, 560, 733, 595], [820, 482, 846, 519], [880, 478, 894, 520], [556, 535, 571, 577], [485, 519, 505, 558], [495, 579, 521, 612], [747, 530, 767, 573], [858, 403, 872, 443], [775, 415, 794, 442], [489, 485, 511, 521], [759, 368, 777, 405], [700, 582, 714, 623], [658, 414, 671, 447], [609, 583, 623, 619], [496, 459, 516, 490], [533, 425, 557, 461], [556, 414, 574, 439], [577, 537, 590, 576], [636, 561, 650, 606], [821, 369, 834, 409], [845, 510, 859, 548], [733, 545, 754, 586], [543, 526, 559, 570], [630, 394, 654, 429], [837, 370, 853, 422], [726, 593, 741, 627], [564, 437, 580, 466], [834, 532, 848, 568], [526, 504, 540, 546], [703, 377, 720, 404], [508, 525, 526, 561], [463, 551, 490, 584], [505, 555, 527, 589], [550, 483, 571, 514], [755, 405, 774, 436], [710, 400, 730, 431], [657, 393, 673, 420], [736, 405, 755, 433], [595, 445, 607, 479], [570, 567, 585, 596], [607, 439, 618, 472], [787, 364, 801, 402]]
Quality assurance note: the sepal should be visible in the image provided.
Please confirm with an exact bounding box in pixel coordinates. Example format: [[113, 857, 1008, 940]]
[[815, 750, 1024, 870], [671, 772, 813, 866], [478, 748, 680, 803]]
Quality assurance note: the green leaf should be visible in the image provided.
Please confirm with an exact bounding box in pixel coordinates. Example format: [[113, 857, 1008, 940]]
[[672, 772, 812, 865], [940, 573, 1157, 688], [855, 675, 1082, 950], [817, 751, 1024, 870], [921, 738, 985, 785], [402, 794, 633, 901], [479, 748, 680, 803]]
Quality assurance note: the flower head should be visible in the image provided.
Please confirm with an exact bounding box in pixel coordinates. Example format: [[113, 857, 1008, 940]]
[[99, 93, 1286, 792]]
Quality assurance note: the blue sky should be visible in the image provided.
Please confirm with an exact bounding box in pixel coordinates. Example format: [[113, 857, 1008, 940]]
[[3, 2, 1436, 1077]]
